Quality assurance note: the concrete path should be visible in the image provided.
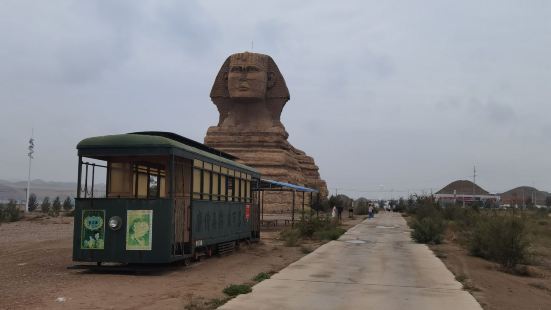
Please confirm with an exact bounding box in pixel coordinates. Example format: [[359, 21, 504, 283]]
[[220, 213, 482, 310]]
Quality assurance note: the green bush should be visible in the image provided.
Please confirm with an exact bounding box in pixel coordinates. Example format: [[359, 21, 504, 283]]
[[223, 284, 252, 297], [297, 216, 333, 238], [253, 272, 271, 282], [415, 203, 441, 221], [297, 216, 346, 240], [28, 193, 39, 212], [0, 200, 21, 223], [41, 197, 51, 214], [469, 215, 530, 269], [281, 229, 301, 247], [313, 227, 346, 240], [62, 196, 73, 211], [411, 216, 445, 244], [50, 196, 61, 216], [354, 204, 370, 215]]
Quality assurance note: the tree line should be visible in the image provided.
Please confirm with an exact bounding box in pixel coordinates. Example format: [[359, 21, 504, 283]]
[[27, 193, 73, 216]]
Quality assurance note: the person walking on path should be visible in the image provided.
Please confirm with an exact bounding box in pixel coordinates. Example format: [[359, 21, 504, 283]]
[[368, 205, 374, 219]]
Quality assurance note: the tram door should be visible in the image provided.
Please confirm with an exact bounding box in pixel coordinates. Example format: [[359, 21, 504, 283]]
[[173, 158, 192, 255]]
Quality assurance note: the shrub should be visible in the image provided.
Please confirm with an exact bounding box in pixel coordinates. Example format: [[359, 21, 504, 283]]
[[223, 284, 252, 297], [28, 193, 39, 212], [442, 205, 464, 221], [297, 216, 346, 240], [297, 216, 332, 238], [354, 204, 370, 215], [41, 197, 51, 214], [50, 196, 61, 216], [469, 214, 530, 269], [313, 227, 346, 240], [253, 272, 271, 282], [415, 203, 441, 221], [281, 229, 300, 247], [0, 200, 21, 223], [411, 216, 445, 244], [62, 196, 73, 211]]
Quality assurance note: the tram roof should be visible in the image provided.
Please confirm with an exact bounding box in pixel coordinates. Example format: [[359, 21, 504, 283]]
[[77, 132, 259, 174]]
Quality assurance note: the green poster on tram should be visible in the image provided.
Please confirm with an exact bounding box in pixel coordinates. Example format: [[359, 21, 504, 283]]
[[81, 210, 105, 250], [126, 210, 153, 250]]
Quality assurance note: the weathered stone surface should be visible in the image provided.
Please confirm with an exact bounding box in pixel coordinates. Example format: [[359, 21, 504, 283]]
[[204, 52, 328, 211]]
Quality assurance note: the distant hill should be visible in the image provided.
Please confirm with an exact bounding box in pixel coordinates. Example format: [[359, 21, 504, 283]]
[[499, 186, 550, 205], [0, 179, 79, 202]]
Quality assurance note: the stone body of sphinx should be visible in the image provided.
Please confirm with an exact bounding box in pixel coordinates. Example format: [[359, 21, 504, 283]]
[[204, 52, 328, 211]]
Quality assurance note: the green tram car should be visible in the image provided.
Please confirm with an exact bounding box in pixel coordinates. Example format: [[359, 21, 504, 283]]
[[73, 131, 260, 264]]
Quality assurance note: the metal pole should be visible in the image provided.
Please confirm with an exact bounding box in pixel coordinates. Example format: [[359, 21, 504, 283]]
[[301, 191, 305, 221], [25, 153, 32, 212], [261, 190, 264, 221], [310, 192, 313, 217], [91, 164, 95, 198], [77, 156, 82, 199], [25, 131, 34, 212], [291, 190, 295, 228], [84, 163, 89, 198]]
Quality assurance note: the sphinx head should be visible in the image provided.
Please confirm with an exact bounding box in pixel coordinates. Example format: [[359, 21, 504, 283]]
[[211, 52, 289, 102]]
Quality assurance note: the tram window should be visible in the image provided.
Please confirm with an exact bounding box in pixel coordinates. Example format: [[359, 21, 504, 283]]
[[240, 179, 245, 202], [235, 178, 241, 202], [204, 162, 212, 171], [134, 166, 148, 198], [149, 174, 159, 197], [193, 168, 201, 199], [193, 159, 203, 168], [246, 180, 251, 202], [132, 164, 166, 199], [108, 162, 133, 197], [220, 175, 227, 201], [221, 167, 228, 174], [202, 170, 211, 200], [227, 176, 234, 201], [212, 173, 219, 201]]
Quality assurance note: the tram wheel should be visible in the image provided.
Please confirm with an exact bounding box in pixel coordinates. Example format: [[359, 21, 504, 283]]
[[183, 258, 192, 266]]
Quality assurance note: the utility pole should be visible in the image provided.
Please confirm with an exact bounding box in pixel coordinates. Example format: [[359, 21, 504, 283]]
[[25, 130, 35, 213], [472, 165, 477, 195]]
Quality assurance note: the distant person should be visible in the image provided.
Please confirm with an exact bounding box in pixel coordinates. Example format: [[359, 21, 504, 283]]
[[332, 205, 337, 219], [368, 206, 374, 219], [337, 205, 343, 221]]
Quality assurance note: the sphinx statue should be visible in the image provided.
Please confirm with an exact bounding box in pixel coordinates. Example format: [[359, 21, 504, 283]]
[[205, 52, 328, 211]]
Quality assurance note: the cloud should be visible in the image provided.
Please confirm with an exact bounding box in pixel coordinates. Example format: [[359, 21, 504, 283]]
[[0, 0, 550, 197]]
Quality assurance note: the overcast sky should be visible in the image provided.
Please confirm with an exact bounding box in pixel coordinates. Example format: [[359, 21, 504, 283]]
[[1, 0, 550, 198]]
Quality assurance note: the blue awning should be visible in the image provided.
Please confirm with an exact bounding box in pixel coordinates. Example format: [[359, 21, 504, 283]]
[[258, 179, 318, 193]]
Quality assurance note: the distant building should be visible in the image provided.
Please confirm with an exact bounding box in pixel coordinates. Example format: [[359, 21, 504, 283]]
[[435, 180, 499, 206]]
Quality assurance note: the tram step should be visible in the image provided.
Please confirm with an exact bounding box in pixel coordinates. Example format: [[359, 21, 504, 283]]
[[217, 241, 236, 256]]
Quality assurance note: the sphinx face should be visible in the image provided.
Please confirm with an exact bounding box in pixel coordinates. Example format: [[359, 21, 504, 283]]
[[227, 60, 268, 100]]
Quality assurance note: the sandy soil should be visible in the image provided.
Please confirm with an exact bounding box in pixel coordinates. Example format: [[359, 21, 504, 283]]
[[430, 242, 551, 310], [0, 214, 362, 310]]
